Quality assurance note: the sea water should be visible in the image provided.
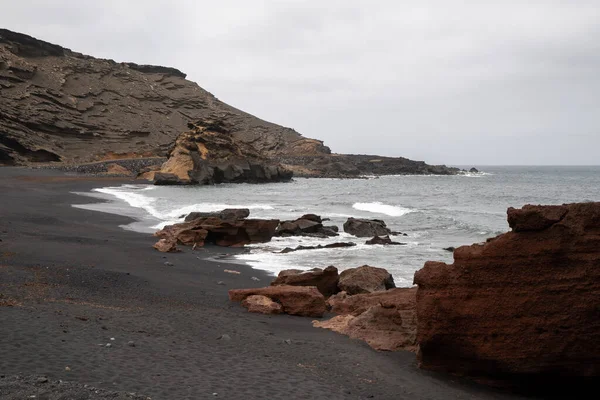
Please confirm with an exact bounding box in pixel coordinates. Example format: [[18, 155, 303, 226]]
[[73, 166, 600, 287]]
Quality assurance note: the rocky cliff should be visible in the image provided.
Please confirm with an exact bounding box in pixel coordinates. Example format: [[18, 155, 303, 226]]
[[0, 29, 459, 176], [414, 203, 600, 388]]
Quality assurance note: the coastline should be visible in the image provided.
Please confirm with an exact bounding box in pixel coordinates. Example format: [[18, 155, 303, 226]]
[[0, 167, 526, 399]]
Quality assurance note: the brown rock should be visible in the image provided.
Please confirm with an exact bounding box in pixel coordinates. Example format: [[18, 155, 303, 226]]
[[229, 285, 326, 317], [507, 204, 568, 232], [328, 287, 416, 316], [338, 265, 396, 295], [176, 229, 208, 246], [343, 218, 391, 237], [241, 295, 283, 314], [271, 266, 340, 297], [414, 202, 600, 384], [152, 238, 178, 253]]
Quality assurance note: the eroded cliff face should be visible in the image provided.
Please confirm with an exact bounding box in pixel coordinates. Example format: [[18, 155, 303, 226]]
[[414, 203, 600, 385], [0, 29, 328, 165]]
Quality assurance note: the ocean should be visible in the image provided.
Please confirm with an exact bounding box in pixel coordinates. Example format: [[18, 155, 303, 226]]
[[73, 166, 600, 287]]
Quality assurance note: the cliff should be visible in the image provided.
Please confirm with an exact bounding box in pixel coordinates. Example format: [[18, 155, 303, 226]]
[[414, 203, 600, 388], [0, 28, 458, 176]]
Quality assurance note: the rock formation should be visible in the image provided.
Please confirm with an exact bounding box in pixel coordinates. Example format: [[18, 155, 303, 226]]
[[147, 120, 293, 185], [270, 266, 340, 297], [0, 29, 460, 177], [278, 242, 356, 254], [313, 288, 417, 351], [365, 235, 405, 245], [154, 215, 279, 251], [229, 285, 326, 317], [343, 218, 392, 238], [241, 295, 283, 315], [338, 265, 396, 295], [414, 202, 600, 385], [275, 214, 339, 238]]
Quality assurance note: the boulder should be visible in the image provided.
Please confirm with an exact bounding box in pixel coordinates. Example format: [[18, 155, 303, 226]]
[[338, 265, 396, 295], [105, 163, 131, 175], [229, 285, 326, 317], [469, 167, 479, 173], [365, 235, 405, 245], [327, 287, 415, 316], [414, 202, 600, 386], [343, 218, 391, 237], [153, 172, 186, 185], [271, 266, 339, 297], [276, 215, 339, 238], [241, 295, 283, 315], [154, 217, 279, 249]]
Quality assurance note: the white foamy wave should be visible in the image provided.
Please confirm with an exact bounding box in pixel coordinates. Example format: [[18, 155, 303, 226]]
[[459, 171, 493, 177], [352, 202, 413, 217], [93, 186, 164, 219]]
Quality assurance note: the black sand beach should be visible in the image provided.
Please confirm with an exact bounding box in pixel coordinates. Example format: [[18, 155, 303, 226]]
[[0, 167, 526, 399]]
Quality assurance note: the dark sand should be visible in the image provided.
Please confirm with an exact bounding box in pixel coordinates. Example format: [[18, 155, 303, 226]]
[[0, 167, 527, 399]]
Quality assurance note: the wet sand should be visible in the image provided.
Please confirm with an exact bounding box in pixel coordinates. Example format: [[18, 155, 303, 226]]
[[0, 167, 526, 399]]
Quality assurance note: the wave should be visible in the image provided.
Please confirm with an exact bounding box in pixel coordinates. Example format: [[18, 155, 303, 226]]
[[352, 202, 413, 217], [93, 186, 164, 219]]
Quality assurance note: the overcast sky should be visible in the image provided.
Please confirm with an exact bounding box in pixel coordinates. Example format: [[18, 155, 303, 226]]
[[2, 1, 599, 165]]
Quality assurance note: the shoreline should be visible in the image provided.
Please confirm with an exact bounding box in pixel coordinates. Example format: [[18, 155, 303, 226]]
[[0, 167, 526, 399]]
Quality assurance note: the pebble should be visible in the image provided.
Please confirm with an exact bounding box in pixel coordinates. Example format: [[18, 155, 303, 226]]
[[284, 339, 292, 345], [164, 261, 173, 266], [37, 377, 48, 383], [110, 337, 115, 341], [106, 343, 112, 347], [251, 276, 260, 281], [217, 334, 231, 341], [216, 281, 225, 285], [223, 269, 240, 274], [65, 367, 71, 371], [128, 341, 136, 347]]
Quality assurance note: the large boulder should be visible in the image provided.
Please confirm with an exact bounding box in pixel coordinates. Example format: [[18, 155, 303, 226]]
[[154, 216, 279, 250], [365, 235, 405, 245], [343, 218, 391, 237], [276, 214, 338, 238], [414, 202, 600, 386], [185, 208, 250, 222], [314, 288, 417, 351], [229, 285, 326, 317], [271, 266, 340, 297], [338, 265, 396, 295]]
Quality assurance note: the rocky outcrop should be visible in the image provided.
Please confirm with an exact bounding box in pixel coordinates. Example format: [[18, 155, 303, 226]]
[[343, 218, 391, 238], [314, 288, 417, 351], [338, 265, 396, 295], [229, 285, 326, 317], [185, 208, 250, 222], [271, 266, 340, 297], [147, 120, 293, 185], [414, 202, 600, 385], [0, 29, 460, 177], [153, 215, 279, 251]]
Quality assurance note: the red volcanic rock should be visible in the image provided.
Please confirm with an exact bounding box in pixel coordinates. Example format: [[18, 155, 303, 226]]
[[338, 265, 396, 295], [507, 204, 568, 232], [414, 202, 600, 384], [314, 288, 417, 351], [229, 285, 326, 317], [271, 266, 339, 297], [154, 217, 279, 249], [241, 295, 283, 315]]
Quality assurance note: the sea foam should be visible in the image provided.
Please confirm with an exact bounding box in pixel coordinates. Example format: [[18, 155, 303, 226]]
[[352, 202, 413, 217]]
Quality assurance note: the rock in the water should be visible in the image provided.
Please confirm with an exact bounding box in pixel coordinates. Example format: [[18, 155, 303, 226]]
[[241, 295, 283, 314], [414, 202, 600, 386], [275, 214, 338, 238], [314, 287, 417, 352], [469, 167, 479, 173], [365, 235, 405, 245], [278, 242, 356, 254], [338, 265, 396, 295], [271, 266, 340, 297], [443, 246, 455, 252], [154, 216, 279, 249], [153, 172, 186, 186], [343, 218, 391, 237], [185, 208, 250, 222], [229, 285, 326, 317]]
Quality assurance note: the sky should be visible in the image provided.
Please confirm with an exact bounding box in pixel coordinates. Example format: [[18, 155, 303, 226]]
[[2, 0, 599, 165]]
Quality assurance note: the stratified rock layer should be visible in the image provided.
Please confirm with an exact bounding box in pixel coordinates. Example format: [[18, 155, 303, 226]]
[[414, 202, 600, 384]]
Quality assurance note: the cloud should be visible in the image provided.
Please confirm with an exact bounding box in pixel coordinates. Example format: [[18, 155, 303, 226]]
[[2, 0, 599, 164]]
